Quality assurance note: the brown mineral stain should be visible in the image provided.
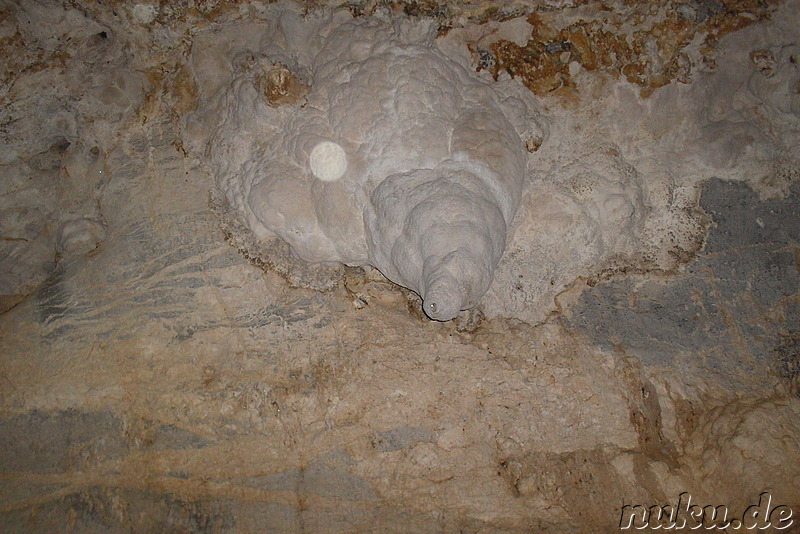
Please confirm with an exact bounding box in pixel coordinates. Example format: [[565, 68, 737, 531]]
[[478, 0, 781, 99], [257, 65, 310, 107], [168, 66, 199, 116]]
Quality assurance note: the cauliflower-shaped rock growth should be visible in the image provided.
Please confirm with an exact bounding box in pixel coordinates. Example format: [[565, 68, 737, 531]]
[[196, 16, 535, 321]]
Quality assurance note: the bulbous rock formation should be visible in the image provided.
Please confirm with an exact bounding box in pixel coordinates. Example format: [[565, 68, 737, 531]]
[[210, 17, 532, 321]]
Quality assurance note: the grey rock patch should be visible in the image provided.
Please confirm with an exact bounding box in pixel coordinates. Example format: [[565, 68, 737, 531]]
[[373, 425, 436, 452], [700, 178, 800, 253], [148, 424, 212, 451], [566, 179, 799, 391], [0, 487, 237, 534], [240, 449, 378, 501], [0, 410, 128, 474]]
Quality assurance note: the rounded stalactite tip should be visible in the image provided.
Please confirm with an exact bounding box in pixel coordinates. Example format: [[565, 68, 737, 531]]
[[422, 286, 463, 322]]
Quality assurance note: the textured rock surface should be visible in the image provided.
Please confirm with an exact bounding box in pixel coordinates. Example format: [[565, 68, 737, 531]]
[[0, 0, 798, 532]]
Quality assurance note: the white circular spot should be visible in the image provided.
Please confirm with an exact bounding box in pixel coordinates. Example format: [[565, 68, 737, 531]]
[[309, 141, 347, 182]]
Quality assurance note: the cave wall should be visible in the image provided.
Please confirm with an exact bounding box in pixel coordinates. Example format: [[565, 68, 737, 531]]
[[0, 0, 798, 532]]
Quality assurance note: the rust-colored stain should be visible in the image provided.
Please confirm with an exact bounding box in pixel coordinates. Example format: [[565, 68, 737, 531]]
[[168, 65, 200, 116], [478, 0, 781, 98], [257, 64, 310, 108]]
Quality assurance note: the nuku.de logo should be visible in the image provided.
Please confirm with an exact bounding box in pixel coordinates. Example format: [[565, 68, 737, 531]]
[[619, 492, 794, 530]]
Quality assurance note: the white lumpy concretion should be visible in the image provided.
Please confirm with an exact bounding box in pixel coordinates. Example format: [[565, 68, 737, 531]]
[[309, 141, 347, 182], [201, 16, 540, 321], [55, 218, 107, 256], [187, 2, 800, 325]]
